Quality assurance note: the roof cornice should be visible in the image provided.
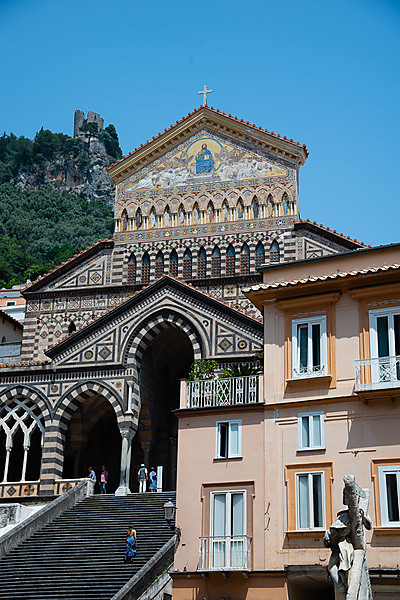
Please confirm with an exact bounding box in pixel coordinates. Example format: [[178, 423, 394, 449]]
[[107, 106, 308, 184]]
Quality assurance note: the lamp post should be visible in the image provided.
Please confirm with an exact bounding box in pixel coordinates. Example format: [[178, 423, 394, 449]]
[[163, 499, 181, 540]]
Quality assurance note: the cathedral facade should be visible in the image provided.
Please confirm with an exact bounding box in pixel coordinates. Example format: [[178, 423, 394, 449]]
[[0, 106, 364, 499]]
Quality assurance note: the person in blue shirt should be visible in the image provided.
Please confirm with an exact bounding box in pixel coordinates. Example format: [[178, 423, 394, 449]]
[[87, 467, 96, 494], [124, 526, 137, 563]]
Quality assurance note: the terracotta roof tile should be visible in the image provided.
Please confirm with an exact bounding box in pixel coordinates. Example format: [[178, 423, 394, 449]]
[[297, 219, 369, 247], [244, 263, 400, 294], [107, 106, 308, 170]]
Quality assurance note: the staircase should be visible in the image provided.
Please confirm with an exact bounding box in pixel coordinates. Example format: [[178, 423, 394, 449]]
[[0, 492, 176, 600]]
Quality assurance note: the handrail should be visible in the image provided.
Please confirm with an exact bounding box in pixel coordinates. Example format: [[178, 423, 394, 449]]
[[0, 478, 94, 558], [355, 355, 400, 391], [187, 375, 259, 409]]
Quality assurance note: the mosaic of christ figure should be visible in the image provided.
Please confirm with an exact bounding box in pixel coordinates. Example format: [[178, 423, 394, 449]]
[[195, 143, 214, 174]]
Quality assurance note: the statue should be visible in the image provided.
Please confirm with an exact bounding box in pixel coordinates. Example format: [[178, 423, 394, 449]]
[[324, 475, 373, 599]]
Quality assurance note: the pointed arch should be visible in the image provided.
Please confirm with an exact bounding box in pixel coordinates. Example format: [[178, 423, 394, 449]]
[[236, 199, 244, 219], [240, 243, 250, 275], [207, 201, 215, 223], [164, 205, 171, 228], [221, 201, 229, 222], [127, 254, 136, 284], [282, 192, 289, 215], [149, 207, 157, 228], [197, 247, 207, 278], [270, 240, 280, 263], [68, 321, 76, 334], [266, 194, 274, 218], [251, 196, 260, 219], [135, 208, 143, 230], [169, 249, 178, 278], [178, 204, 186, 225], [183, 248, 192, 280], [141, 252, 150, 284], [192, 202, 201, 224], [211, 246, 221, 278], [0, 397, 45, 483], [255, 242, 265, 268], [155, 251, 164, 279], [121, 209, 129, 232], [226, 244, 236, 276]]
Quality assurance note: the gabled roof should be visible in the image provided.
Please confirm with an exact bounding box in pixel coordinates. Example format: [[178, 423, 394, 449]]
[[45, 275, 262, 359], [294, 219, 368, 248], [0, 309, 23, 330], [23, 239, 114, 295], [107, 106, 308, 184]]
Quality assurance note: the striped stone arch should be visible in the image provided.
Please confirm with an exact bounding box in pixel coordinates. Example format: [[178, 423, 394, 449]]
[[122, 309, 204, 430], [123, 309, 203, 368], [54, 380, 125, 434], [0, 385, 51, 425]]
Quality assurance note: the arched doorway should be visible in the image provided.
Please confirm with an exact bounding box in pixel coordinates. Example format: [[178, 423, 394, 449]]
[[133, 324, 194, 491], [62, 394, 122, 493]]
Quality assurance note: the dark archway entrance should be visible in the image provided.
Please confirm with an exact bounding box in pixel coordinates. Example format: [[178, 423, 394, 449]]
[[131, 324, 194, 491], [62, 395, 121, 493]]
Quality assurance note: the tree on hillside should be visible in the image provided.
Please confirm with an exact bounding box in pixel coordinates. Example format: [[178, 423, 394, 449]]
[[101, 124, 122, 159], [79, 122, 99, 147]]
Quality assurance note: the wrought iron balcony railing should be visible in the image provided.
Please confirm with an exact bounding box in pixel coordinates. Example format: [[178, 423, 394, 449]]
[[198, 535, 251, 570], [186, 375, 259, 409], [355, 355, 400, 392]]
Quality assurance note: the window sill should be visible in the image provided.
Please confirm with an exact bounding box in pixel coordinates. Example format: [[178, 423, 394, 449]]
[[297, 447, 326, 453], [373, 527, 400, 536], [286, 375, 332, 386], [285, 530, 325, 538], [213, 456, 243, 462]]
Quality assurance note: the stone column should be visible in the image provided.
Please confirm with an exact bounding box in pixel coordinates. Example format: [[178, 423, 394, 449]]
[[141, 441, 152, 467], [115, 428, 136, 496]]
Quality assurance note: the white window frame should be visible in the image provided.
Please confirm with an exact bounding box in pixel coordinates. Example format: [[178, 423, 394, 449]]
[[215, 420, 242, 459], [378, 465, 400, 527], [210, 490, 247, 537], [298, 412, 325, 450], [292, 316, 328, 379], [369, 307, 400, 358], [295, 470, 325, 530]]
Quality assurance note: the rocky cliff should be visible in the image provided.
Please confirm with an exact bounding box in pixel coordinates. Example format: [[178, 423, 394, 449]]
[[17, 139, 115, 205]]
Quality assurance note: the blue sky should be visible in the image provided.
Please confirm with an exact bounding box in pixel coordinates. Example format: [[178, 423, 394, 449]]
[[0, 0, 399, 247]]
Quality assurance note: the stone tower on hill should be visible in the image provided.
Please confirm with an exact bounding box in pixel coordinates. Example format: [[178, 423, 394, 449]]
[[73, 109, 104, 138]]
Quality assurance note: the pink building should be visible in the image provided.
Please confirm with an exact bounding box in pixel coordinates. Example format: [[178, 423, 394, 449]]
[[172, 242, 400, 600]]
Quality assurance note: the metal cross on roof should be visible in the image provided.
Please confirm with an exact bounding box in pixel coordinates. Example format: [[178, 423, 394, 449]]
[[198, 85, 213, 107]]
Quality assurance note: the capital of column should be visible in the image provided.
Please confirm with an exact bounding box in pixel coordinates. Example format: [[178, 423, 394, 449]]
[[119, 428, 135, 442]]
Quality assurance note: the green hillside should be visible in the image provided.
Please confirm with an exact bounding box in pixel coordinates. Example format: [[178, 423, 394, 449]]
[[0, 128, 118, 288]]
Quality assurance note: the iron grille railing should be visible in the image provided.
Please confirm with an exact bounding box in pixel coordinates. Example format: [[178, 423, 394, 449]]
[[187, 375, 258, 408], [355, 355, 400, 391], [199, 535, 251, 570]]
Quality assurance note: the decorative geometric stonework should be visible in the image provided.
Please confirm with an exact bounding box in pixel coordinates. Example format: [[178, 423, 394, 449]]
[[115, 381, 122, 389], [41, 300, 52, 311], [7, 486, 17, 497], [54, 330, 62, 338], [89, 271, 102, 284], [99, 347, 111, 360], [62, 483, 72, 493], [24, 484, 36, 496], [224, 285, 236, 297], [84, 350, 94, 360], [238, 340, 247, 350], [218, 338, 233, 352], [79, 275, 86, 283], [40, 330, 48, 339], [67, 298, 80, 310], [50, 384, 59, 394]]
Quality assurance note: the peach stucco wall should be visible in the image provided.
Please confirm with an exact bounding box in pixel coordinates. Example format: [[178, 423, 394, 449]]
[[264, 397, 400, 572], [175, 408, 265, 573], [172, 573, 287, 600]]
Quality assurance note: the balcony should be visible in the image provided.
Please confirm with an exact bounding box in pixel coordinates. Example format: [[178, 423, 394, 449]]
[[181, 375, 261, 409], [355, 355, 400, 392], [198, 535, 251, 570]]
